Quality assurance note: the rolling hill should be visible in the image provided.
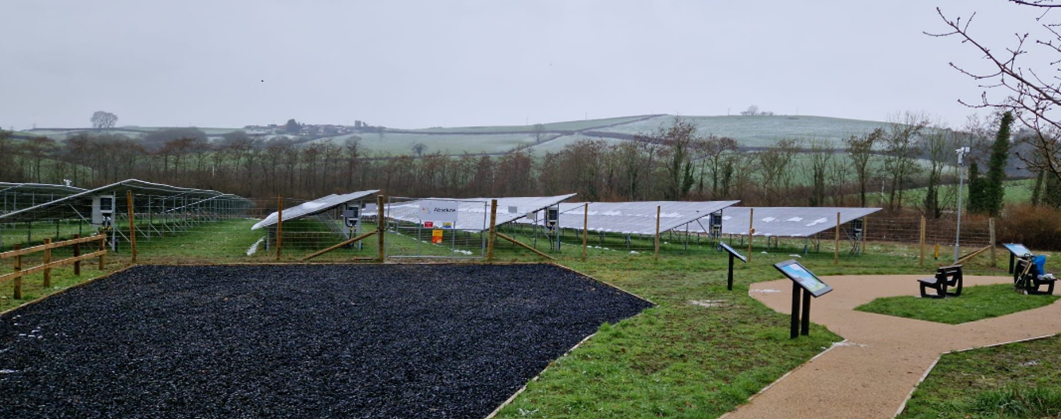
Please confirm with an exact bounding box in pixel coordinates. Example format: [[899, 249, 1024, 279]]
[[14, 114, 892, 156]]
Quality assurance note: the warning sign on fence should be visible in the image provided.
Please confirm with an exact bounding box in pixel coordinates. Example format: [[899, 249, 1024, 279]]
[[432, 229, 443, 244]]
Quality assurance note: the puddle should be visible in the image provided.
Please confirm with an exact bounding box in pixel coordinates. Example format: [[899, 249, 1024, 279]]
[[689, 299, 728, 308]]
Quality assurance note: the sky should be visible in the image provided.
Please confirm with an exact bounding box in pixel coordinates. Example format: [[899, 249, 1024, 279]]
[[0, 0, 1044, 130]]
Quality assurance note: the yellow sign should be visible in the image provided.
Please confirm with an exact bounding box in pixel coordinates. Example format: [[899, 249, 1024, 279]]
[[432, 229, 443, 244]]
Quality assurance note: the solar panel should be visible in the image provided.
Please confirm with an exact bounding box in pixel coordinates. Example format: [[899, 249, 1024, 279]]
[[0, 179, 250, 223], [252, 190, 380, 230], [384, 194, 577, 232], [518, 201, 740, 236], [704, 207, 881, 237]]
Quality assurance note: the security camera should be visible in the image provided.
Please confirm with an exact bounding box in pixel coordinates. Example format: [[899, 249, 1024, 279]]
[[955, 147, 971, 165]]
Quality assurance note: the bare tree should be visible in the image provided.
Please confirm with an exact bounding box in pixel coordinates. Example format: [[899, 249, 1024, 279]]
[[411, 142, 427, 157], [882, 112, 929, 211], [804, 139, 834, 207], [758, 139, 801, 205], [845, 128, 883, 207], [929, 1, 1061, 183], [643, 117, 699, 200], [920, 125, 955, 218], [697, 135, 738, 199]]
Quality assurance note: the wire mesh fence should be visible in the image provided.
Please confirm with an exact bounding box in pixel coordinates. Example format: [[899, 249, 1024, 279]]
[[0, 191, 1009, 269], [382, 196, 488, 259]]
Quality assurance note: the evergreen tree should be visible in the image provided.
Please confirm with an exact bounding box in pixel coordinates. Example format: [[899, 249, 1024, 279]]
[[984, 112, 1014, 216], [285, 119, 301, 135], [967, 161, 986, 213], [1045, 175, 1061, 209], [1031, 170, 1045, 206]]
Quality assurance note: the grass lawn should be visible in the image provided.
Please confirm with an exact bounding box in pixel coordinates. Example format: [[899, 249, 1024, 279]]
[[0, 217, 1025, 418], [899, 334, 1061, 419], [855, 284, 1059, 325]]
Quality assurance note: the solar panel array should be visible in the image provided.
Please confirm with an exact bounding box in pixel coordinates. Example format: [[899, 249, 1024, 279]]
[[703, 207, 881, 238], [384, 194, 577, 232], [519, 201, 740, 236], [252, 190, 380, 230], [0, 179, 251, 223]]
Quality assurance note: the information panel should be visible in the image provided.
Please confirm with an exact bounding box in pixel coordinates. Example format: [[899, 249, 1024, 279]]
[[1003, 243, 1033, 257], [719, 242, 747, 263], [419, 200, 459, 225], [774, 260, 833, 297]]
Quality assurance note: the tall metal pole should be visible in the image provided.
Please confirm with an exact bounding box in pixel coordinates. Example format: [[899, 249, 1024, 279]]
[[954, 147, 969, 264]]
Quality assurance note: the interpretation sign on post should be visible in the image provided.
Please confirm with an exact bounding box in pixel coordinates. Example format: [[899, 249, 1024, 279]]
[[419, 200, 459, 227], [774, 260, 833, 339], [1003, 243, 1034, 274], [719, 242, 747, 291]]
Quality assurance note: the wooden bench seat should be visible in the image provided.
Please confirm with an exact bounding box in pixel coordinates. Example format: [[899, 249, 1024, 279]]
[[918, 265, 963, 299]]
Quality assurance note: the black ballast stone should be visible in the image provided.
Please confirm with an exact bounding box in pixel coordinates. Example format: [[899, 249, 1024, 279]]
[[0, 264, 650, 418]]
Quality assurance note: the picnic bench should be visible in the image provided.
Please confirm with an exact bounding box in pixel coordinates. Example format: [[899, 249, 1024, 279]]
[[917, 265, 963, 299], [1014, 256, 1056, 295]]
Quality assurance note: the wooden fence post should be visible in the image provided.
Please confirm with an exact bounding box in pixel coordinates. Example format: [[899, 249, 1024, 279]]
[[73, 234, 81, 276], [748, 208, 754, 263], [919, 215, 926, 266], [98, 233, 106, 270], [127, 190, 137, 263], [581, 204, 588, 262], [43, 238, 52, 288], [654, 205, 661, 261], [989, 217, 997, 267], [377, 195, 386, 262], [834, 212, 840, 265], [275, 195, 283, 262], [487, 199, 498, 262], [13, 244, 22, 299]]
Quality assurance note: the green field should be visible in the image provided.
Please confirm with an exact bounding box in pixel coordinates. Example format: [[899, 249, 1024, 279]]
[[404, 115, 660, 134], [0, 213, 1030, 418], [899, 179, 1037, 208], [309, 131, 549, 156], [15, 114, 900, 157], [595, 115, 889, 149], [899, 334, 1061, 419]]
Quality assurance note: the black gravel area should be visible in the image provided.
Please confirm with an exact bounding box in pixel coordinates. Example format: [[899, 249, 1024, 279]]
[[0, 264, 650, 418]]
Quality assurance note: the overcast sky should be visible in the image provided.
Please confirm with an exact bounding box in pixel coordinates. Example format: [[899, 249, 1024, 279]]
[[0, 0, 1041, 130]]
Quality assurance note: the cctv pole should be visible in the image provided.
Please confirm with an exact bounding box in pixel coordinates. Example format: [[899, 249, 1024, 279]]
[[953, 147, 968, 264]]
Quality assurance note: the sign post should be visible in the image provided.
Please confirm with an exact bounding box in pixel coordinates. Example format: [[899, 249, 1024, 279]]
[[1002, 243, 1033, 274], [719, 242, 747, 291], [773, 260, 833, 339]]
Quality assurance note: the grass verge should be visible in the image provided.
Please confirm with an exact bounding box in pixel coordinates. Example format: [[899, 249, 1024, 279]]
[[0, 218, 1020, 418], [899, 334, 1061, 419], [855, 284, 1059, 325]]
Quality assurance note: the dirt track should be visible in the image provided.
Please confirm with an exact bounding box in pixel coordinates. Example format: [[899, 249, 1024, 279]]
[[725, 274, 1061, 419]]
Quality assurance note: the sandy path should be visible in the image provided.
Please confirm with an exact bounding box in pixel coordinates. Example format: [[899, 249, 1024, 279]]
[[723, 275, 1061, 419]]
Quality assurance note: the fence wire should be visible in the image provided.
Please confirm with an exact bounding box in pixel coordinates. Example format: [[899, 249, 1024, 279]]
[[0, 194, 1006, 267]]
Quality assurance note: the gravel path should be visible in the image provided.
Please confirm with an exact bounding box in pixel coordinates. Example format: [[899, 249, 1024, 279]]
[[0, 264, 650, 418], [726, 274, 1061, 419]]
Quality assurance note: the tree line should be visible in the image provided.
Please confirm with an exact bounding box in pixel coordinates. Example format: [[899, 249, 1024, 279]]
[[1, 115, 1057, 214]]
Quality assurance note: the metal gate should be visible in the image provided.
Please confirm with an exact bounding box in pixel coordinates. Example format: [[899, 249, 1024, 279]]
[[383, 196, 487, 259]]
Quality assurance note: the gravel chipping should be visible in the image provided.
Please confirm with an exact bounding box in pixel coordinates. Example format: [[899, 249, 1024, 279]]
[[0, 264, 650, 418]]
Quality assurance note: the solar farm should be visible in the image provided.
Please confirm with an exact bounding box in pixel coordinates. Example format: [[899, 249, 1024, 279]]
[[0, 180, 1051, 418]]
